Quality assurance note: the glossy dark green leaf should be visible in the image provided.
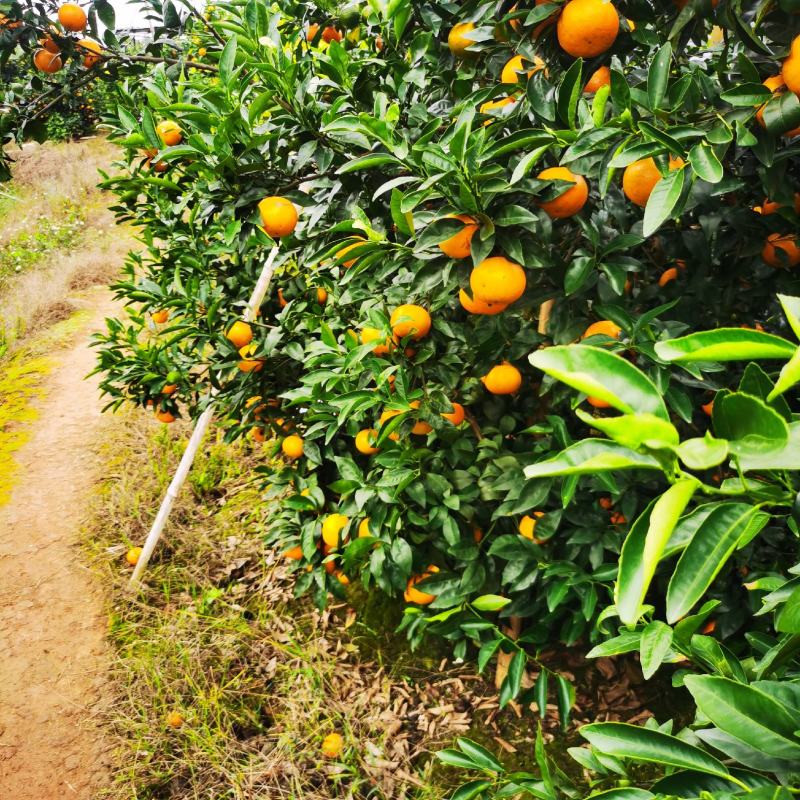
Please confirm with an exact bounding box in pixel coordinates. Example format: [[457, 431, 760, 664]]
[[647, 43, 672, 111], [720, 83, 772, 106], [640, 621, 673, 679], [642, 166, 685, 237], [688, 142, 723, 183]]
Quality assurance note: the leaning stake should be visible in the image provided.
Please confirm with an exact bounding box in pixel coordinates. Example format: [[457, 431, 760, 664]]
[[130, 244, 280, 586]]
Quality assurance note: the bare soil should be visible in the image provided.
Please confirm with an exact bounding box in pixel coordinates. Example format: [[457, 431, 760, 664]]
[[0, 290, 116, 798]]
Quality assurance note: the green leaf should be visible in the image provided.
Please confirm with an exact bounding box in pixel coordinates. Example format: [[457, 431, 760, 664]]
[[666, 504, 761, 623], [616, 480, 697, 627], [556, 674, 575, 731], [337, 153, 402, 174], [642, 166, 685, 237], [739, 421, 800, 472], [688, 142, 723, 183], [762, 90, 800, 136], [451, 780, 493, 800], [720, 83, 772, 106], [524, 439, 661, 479], [655, 328, 796, 362], [775, 585, 800, 633], [647, 43, 672, 111], [684, 676, 800, 761], [533, 669, 548, 717], [579, 723, 732, 779], [530, 346, 669, 420], [218, 36, 238, 85], [587, 630, 642, 658], [456, 738, 505, 773], [712, 392, 789, 457], [499, 650, 526, 708], [575, 410, 679, 450], [768, 347, 800, 401], [557, 58, 583, 129], [472, 594, 511, 612], [676, 434, 729, 470], [777, 294, 800, 340], [640, 621, 673, 679]]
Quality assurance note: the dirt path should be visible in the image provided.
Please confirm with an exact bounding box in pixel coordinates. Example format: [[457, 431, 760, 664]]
[[0, 290, 116, 798]]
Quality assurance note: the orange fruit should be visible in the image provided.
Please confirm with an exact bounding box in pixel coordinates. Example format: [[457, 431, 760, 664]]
[[33, 49, 63, 73], [501, 54, 546, 84], [152, 309, 170, 324], [277, 288, 288, 309], [438, 214, 478, 259], [321, 732, 344, 758], [78, 39, 101, 68], [227, 320, 253, 348], [358, 518, 373, 538], [762, 233, 800, 268], [404, 565, 440, 604], [150, 160, 168, 173], [582, 319, 622, 340], [155, 409, 176, 423], [390, 304, 431, 340], [584, 65, 611, 93], [322, 26, 342, 42], [334, 570, 349, 585], [258, 196, 298, 238], [40, 36, 61, 54], [156, 120, 182, 146], [58, 2, 87, 31], [610, 511, 627, 525], [537, 166, 589, 218], [378, 409, 402, 441], [250, 427, 266, 443], [284, 545, 304, 560], [473, 526, 483, 543], [162, 384, 178, 397], [306, 23, 320, 40], [282, 434, 304, 459], [336, 238, 366, 268], [316, 287, 328, 304], [557, 0, 618, 57], [322, 513, 349, 547], [587, 395, 611, 408], [519, 511, 545, 541], [482, 362, 522, 394], [784, 43, 800, 94], [360, 326, 394, 355], [458, 289, 508, 315], [622, 156, 684, 208], [441, 402, 465, 425], [355, 428, 379, 455], [479, 97, 516, 121], [237, 344, 263, 372], [125, 546, 143, 566], [409, 400, 432, 435], [166, 711, 184, 729], [658, 267, 679, 287], [448, 22, 476, 56], [599, 496, 613, 509], [470, 256, 526, 305]]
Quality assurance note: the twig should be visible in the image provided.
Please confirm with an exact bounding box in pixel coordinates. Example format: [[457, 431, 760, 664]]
[[119, 53, 218, 73], [28, 71, 96, 121]]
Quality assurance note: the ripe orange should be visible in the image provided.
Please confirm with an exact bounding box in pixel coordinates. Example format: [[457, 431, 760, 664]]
[[519, 511, 545, 541], [537, 166, 589, 218], [336, 238, 365, 268], [150, 159, 168, 173], [250, 427, 266, 443], [587, 395, 611, 408], [360, 326, 393, 355], [306, 23, 320, 40], [448, 22, 476, 56], [58, 2, 87, 31], [355, 428, 379, 455], [78, 39, 101, 68], [237, 344, 263, 372], [125, 546, 142, 566], [557, 0, 618, 57], [404, 565, 440, 604], [458, 289, 507, 315], [227, 320, 253, 348], [358, 518, 373, 538], [582, 319, 622, 340], [40, 36, 61, 54], [599, 496, 613, 510], [156, 120, 182, 146], [155, 409, 176, 423], [321, 732, 344, 758], [390, 304, 431, 340], [441, 402, 465, 425], [334, 570, 349, 585], [284, 545, 304, 560], [584, 65, 611, 94], [322, 513, 348, 547], [322, 26, 342, 42], [316, 287, 328, 305], [622, 156, 684, 208], [409, 400, 432, 435], [482, 362, 522, 394], [152, 309, 170, 324], [783, 35, 800, 94], [610, 511, 627, 525], [473, 526, 483, 543], [33, 49, 63, 73], [762, 233, 800, 268], [258, 196, 298, 238], [378, 409, 402, 441], [501, 54, 546, 84], [658, 267, 679, 287], [162, 384, 178, 396], [470, 256, 526, 305], [282, 434, 304, 459], [166, 711, 184, 729], [438, 214, 478, 259]]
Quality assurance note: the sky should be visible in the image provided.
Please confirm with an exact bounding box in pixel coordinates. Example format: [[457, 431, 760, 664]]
[[108, 0, 203, 29]]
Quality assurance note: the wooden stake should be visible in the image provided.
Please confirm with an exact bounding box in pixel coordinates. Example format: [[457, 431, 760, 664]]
[[538, 299, 554, 336], [129, 245, 280, 587]]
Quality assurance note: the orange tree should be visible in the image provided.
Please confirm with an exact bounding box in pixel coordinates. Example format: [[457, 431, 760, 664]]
[[2, 0, 799, 708]]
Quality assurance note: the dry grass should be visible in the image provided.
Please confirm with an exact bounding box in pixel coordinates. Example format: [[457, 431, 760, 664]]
[[83, 414, 494, 800]]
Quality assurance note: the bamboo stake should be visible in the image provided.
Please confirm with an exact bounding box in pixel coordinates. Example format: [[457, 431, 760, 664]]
[[538, 299, 554, 336], [129, 245, 280, 587]]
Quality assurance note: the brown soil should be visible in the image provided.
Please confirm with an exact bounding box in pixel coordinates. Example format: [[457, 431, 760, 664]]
[[0, 290, 116, 798]]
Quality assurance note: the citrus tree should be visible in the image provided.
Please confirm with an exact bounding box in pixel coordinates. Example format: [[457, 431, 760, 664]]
[[2, 0, 799, 713]]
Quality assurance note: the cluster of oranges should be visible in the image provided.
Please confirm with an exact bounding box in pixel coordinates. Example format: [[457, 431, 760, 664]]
[[32, 4, 103, 74]]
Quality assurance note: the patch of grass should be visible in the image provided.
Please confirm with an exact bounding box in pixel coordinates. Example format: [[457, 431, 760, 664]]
[[85, 417, 473, 800]]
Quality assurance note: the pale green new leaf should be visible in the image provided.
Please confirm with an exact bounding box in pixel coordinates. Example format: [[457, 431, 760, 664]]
[[524, 439, 662, 479], [767, 347, 800, 401], [575, 410, 679, 451], [655, 328, 796, 362]]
